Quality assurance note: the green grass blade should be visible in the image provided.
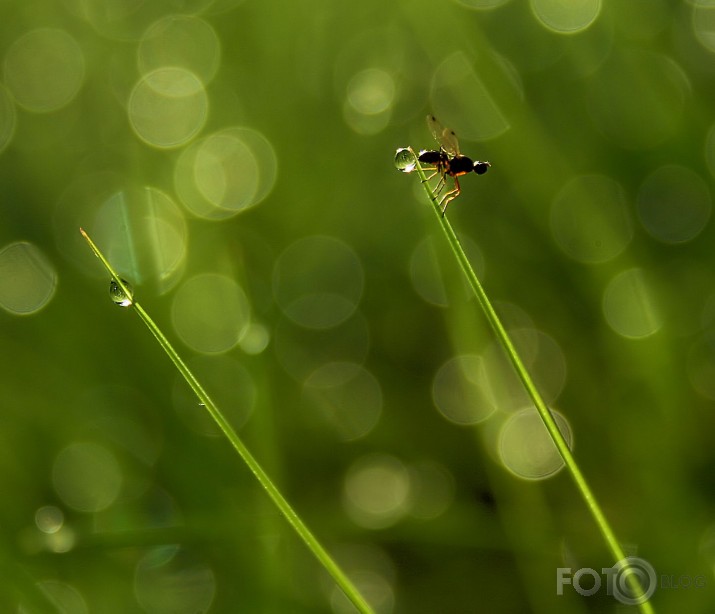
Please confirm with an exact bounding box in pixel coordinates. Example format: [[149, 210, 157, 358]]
[[79, 228, 375, 614], [403, 154, 655, 613]]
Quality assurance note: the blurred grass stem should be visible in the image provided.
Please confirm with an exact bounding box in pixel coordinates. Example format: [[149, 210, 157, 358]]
[[408, 153, 655, 613], [79, 228, 375, 614]]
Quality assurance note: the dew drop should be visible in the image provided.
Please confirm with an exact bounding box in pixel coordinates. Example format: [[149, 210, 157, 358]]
[[109, 278, 134, 307], [394, 147, 416, 172]]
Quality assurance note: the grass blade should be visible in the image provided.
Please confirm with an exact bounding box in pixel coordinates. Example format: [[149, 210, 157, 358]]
[[401, 152, 655, 613], [79, 228, 374, 614]]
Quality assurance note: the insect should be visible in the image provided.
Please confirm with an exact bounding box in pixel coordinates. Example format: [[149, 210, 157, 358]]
[[418, 115, 490, 215]]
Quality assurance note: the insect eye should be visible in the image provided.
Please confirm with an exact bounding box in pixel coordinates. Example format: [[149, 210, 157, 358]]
[[474, 161, 490, 175]]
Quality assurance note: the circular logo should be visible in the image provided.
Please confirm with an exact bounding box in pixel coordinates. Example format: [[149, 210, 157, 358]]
[[611, 556, 657, 605]]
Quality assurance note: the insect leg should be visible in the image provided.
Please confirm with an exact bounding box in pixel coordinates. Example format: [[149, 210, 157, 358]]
[[421, 167, 438, 182], [439, 176, 461, 216], [433, 172, 446, 196]]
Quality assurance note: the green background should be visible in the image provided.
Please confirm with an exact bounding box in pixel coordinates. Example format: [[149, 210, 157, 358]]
[[1, 0, 714, 612]]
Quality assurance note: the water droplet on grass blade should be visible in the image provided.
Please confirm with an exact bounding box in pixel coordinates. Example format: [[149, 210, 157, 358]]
[[394, 147, 416, 172], [109, 278, 133, 307]]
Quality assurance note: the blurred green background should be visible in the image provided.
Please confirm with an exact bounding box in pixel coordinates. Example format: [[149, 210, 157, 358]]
[[1, 0, 715, 612]]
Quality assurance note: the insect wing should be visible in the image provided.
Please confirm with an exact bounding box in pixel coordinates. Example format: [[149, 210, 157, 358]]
[[426, 114, 460, 156]]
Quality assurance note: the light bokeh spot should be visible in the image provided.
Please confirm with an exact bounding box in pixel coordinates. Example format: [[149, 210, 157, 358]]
[[134, 546, 216, 614], [410, 234, 485, 307], [531, 0, 601, 34], [0, 83, 16, 153], [53, 171, 126, 273], [22, 506, 76, 555], [92, 186, 188, 294], [481, 328, 568, 413], [35, 505, 65, 535], [692, 4, 715, 53], [331, 571, 394, 614], [343, 67, 395, 135], [174, 127, 277, 219], [326, 544, 396, 614], [408, 460, 455, 520], [194, 135, 258, 212], [687, 331, 715, 400], [302, 362, 382, 441], [704, 122, 715, 178], [602, 268, 662, 339], [409, 236, 448, 307], [4, 28, 85, 112], [431, 51, 510, 141], [52, 442, 122, 513], [432, 354, 498, 425], [612, 0, 669, 40], [587, 50, 689, 150], [0, 241, 57, 315], [239, 321, 270, 355], [61, 0, 215, 41], [637, 165, 711, 244], [74, 384, 164, 468], [273, 312, 370, 382], [138, 15, 221, 85], [171, 273, 250, 354], [172, 355, 256, 436], [454, 0, 512, 9], [128, 67, 208, 148], [273, 236, 364, 329], [698, 522, 715, 581], [346, 69, 395, 114], [550, 174, 633, 264], [18, 580, 88, 614], [499, 408, 572, 480], [343, 454, 411, 529]]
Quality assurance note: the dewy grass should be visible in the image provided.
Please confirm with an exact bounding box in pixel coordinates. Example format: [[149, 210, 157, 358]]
[[397, 149, 656, 613], [79, 228, 375, 614]]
